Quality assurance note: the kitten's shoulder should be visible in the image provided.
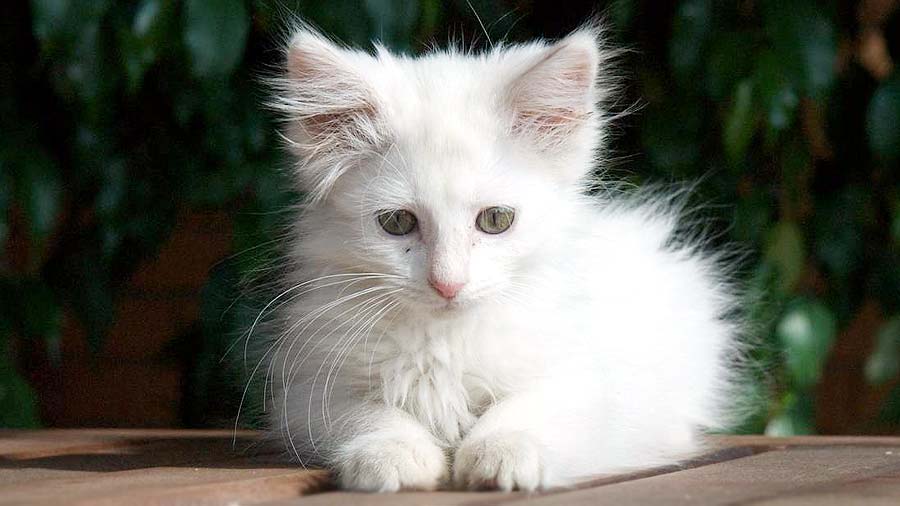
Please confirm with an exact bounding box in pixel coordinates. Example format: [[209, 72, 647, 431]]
[[580, 190, 683, 251]]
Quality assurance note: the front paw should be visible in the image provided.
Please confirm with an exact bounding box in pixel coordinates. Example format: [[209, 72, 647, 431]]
[[335, 434, 448, 492], [453, 431, 545, 492]]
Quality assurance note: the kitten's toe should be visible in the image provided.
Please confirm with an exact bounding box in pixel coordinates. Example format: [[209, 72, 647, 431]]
[[453, 431, 544, 492], [336, 435, 448, 492]]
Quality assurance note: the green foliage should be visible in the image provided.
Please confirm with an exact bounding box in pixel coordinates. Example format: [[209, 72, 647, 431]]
[[868, 74, 900, 162], [616, 0, 899, 434], [777, 299, 837, 389], [184, 0, 249, 78], [1, 0, 898, 436]]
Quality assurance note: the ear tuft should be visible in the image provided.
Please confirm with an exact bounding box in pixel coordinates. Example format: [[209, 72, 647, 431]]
[[283, 30, 379, 145], [268, 28, 385, 200], [507, 29, 601, 149]]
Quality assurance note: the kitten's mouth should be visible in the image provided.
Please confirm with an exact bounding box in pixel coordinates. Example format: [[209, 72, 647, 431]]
[[431, 296, 467, 313]]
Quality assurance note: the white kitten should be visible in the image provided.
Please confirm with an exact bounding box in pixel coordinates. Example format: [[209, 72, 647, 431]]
[[263, 23, 746, 492]]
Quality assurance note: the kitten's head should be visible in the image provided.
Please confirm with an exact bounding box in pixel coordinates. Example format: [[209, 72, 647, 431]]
[[273, 25, 613, 312]]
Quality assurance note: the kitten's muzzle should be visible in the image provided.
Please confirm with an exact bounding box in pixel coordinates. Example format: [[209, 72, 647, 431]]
[[428, 278, 465, 299]]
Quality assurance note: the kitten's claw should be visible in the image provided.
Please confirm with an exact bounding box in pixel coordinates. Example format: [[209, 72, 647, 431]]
[[336, 435, 448, 492], [453, 432, 544, 492]]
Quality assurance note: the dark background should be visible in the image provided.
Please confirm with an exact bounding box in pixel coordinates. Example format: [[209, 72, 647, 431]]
[[1, 0, 899, 435]]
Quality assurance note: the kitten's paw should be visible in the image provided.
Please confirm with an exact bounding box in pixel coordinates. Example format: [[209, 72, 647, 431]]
[[335, 435, 448, 492], [453, 431, 545, 492]]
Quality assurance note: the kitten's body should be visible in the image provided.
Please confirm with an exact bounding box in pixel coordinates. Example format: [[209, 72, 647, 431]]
[[265, 25, 744, 492]]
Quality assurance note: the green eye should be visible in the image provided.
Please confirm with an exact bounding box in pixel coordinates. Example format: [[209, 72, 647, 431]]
[[476, 206, 515, 234], [377, 210, 417, 235]]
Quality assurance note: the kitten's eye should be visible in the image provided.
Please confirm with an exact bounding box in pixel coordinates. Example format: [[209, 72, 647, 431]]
[[476, 206, 515, 234], [377, 210, 418, 236]]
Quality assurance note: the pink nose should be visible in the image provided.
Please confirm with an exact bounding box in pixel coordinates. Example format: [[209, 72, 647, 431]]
[[429, 279, 465, 299]]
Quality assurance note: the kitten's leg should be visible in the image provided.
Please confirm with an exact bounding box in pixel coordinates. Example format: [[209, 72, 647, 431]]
[[453, 380, 697, 491], [331, 403, 448, 492]]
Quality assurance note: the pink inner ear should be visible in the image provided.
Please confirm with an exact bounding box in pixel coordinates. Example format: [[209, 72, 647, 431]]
[[302, 105, 377, 140], [508, 42, 597, 143], [285, 44, 377, 141]]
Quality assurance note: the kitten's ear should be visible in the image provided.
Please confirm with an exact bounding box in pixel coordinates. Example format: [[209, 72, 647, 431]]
[[506, 29, 601, 150], [273, 28, 383, 199]]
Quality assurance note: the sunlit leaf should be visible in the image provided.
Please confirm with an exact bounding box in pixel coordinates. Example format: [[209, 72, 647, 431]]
[[184, 0, 249, 78], [120, 0, 173, 92], [765, 391, 815, 435], [777, 299, 837, 389], [723, 78, 757, 164], [764, 221, 805, 292], [865, 316, 900, 385]]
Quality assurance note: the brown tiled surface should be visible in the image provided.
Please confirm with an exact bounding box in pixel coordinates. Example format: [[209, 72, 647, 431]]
[[2, 431, 899, 505]]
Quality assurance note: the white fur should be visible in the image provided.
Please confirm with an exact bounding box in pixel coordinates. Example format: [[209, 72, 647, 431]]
[[262, 24, 745, 492]]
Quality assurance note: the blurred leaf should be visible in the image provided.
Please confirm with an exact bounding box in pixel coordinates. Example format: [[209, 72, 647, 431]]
[[609, 0, 635, 33], [30, 0, 111, 43], [0, 165, 9, 250], [34, 0, 119, 112], [723, 78, 757, 164], [120, 0, 173, 92], [765, 391, 815, 435], [95, 160, 128, 222], [55, 248, 115, 354], [879, 381, 900, 427], [0, 340, 41, 428], [669, 0, 712, 83], [418, 0, 442, 37], [893, 199, 900, 244], [30, 0, 69, 42], [746, 262, 788, 342], [763, 0, 836, 100], [298, 0, 370, 46], [814, 187, 871, 282], [871, 251, 900, 315], [867, 73, 900, 162], [776, 298, 837, 389], [733, 188, 773, 245], [704, 31, 756, 101], [13, 149, 62, 253], [865, 316, 900, 385], [365, 0, 419, 50], [754, 50, 799, 141], [764, 221, 805, 292], [200, 261, 243, 340], [18, 279, 62, 354], [184, 0, 249, 79], [641, 98, 703, 175]]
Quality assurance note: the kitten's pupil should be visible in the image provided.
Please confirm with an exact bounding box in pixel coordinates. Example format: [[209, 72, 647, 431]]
[[378, 210, 417, 235], [477, 206, 515, 234]]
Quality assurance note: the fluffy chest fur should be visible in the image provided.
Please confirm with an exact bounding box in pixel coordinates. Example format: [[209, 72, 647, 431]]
[[353, 301, 553, 444]]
